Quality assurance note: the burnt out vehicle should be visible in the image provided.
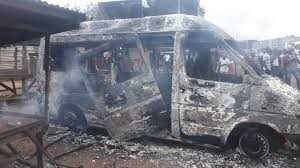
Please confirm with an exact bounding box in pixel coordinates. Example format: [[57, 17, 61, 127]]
[[50, 14, 300, 159]]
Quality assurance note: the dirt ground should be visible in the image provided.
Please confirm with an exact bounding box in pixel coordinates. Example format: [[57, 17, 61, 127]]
[[8, 126, 297, 168]]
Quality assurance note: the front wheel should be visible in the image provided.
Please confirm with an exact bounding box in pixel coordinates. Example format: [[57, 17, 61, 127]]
[[58, 105, 87, 133], [238, 130, 271, 159]]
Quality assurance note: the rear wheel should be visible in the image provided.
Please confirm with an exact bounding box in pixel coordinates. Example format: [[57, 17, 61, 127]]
[[238, 130, 271, 159], [58, 105, 87, 133]]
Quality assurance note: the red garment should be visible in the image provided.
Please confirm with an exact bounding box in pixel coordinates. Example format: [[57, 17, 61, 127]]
[[119, 57, 133, 72], [280, 55, 289, 69], [228, 63, 236, 75]]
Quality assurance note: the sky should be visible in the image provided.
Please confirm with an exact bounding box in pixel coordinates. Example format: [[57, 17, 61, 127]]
[[44, 0, 300, 40]]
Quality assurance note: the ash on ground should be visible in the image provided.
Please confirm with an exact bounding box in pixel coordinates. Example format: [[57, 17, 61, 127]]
[[33, 126, 296, 168]]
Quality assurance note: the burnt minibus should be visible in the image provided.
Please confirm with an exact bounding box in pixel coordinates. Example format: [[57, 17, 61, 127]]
[[50, 14, 300, 159]]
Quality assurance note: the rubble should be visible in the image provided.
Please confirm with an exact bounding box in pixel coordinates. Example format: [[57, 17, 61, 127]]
[[20, 126, 294, 168]]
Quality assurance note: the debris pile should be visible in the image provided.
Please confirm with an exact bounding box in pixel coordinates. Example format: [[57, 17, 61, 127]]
[[26, 126, 295, 168]]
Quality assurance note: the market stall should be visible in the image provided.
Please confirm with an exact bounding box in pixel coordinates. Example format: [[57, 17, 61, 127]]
[[0, 0, 85, 167]]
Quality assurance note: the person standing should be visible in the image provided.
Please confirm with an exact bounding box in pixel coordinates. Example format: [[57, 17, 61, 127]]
[[286, 49, 300, 89], [251, 51, 264, 74], [279, 50, 289, 82], [271, 54, 282, 79], [262, 51, 271, 74], [218, 55, 231, 74]]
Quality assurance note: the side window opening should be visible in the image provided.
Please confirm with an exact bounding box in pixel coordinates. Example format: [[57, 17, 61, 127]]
[[183, 33, 246, 84], [113, 44, 147, 83], [63, 42, 148, 86], [142, 36, 174, 111], [141, 35, 174, 75], [75, 43, 148, 85], [185, 45, 215, 80], [214, 47, 245, 83]]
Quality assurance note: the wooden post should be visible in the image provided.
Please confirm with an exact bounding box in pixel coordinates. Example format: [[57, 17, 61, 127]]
[[11, 80, 16, 95], [22, 46, 28, 94], [33, 35, 51, 168], [171, 32, 186, 138], [36, 133, 44, 168], [14, 47, 17, 70], [29, 53, 38, 77], [11, 47, 19, 96], [44, 35, 51, 122]]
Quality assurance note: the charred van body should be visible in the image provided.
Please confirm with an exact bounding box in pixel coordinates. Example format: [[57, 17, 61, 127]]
[[49, 14, 300, 159]]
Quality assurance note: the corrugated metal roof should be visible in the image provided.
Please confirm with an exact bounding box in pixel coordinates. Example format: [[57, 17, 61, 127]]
[[0, 0, 86, 46], [7, 0, 85, 20]]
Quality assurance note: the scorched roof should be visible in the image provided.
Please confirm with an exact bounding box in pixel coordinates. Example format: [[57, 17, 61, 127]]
[[51, 14, 233, 44], [0, 0, 86, 46]]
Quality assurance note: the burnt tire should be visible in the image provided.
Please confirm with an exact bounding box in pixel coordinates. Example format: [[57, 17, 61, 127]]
[[238, 130, 271, 159], [58, 105, 87, 133]]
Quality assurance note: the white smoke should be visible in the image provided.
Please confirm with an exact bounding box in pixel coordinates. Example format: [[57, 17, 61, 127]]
[[202, 0, 300, 40]]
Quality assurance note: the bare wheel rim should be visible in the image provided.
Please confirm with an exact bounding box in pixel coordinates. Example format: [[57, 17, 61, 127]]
[[63, 111, 81, 129], [239, 132, 270, 158]]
